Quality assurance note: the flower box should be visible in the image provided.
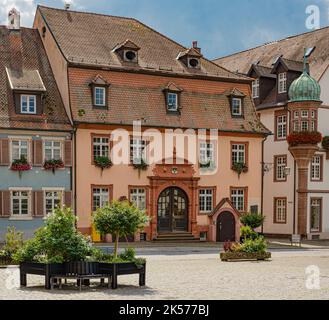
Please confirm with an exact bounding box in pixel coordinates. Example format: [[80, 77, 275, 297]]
[[220, 252, 271, 262], [43, 159, 65, 173], [287, 131, 322, 147]]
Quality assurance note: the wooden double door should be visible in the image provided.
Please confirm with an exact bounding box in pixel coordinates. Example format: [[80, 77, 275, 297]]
[[157, 187, 188, 232]]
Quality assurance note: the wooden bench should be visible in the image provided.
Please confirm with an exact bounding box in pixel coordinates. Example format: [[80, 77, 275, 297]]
[[50, 275, 111, 291]]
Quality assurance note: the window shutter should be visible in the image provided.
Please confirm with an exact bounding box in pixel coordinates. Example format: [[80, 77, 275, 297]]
[[0, 139, 10, 166], [34, 191, 44, 217], [64, 140, 72, 167], [64, 191, 72, 208], [33, 140, 43, 166], [1, 191, 11, 217]]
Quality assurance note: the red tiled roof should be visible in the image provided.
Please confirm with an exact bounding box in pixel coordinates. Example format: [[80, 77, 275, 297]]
[[38, 6, 250, 82], [0, 27, 71, 131], [214, 26, 329, 81]]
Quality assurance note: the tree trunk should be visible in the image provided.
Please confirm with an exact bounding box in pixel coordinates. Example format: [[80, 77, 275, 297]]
[[114, 232, 119, 259]]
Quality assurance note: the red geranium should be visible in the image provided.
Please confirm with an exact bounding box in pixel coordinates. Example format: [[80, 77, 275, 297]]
[[287, 131, 322, 147]]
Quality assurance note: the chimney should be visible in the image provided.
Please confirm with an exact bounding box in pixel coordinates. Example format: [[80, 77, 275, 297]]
[[64, 1, 71, 10], [192, 41, 201, 54], [8, 8, 20, 30]]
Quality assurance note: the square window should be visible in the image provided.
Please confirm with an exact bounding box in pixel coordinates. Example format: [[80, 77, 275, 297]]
[[252, 79, 260, 98], [301, 110, 309, 118], [11, 190, 30, 216], [274, 198, 287, 223], [199, 142, 214, 165], [93, 137, 109, 160], [311, 155, 322, 181], [44, 141, 62, 161], [231, 189, 245, 212], [278, 73, 287, 94], [92, 188, 109, 211], [11, 140, 29, 161], [130, 139, 147, 163], [199, 189, 213, 213], [276, 115, 287, 139], [275, 156, 287, 181], [130, 188, 146, 210], [45, 191, 62, 215], [21, 95, 36, 114], [232, 144, 246, 165]]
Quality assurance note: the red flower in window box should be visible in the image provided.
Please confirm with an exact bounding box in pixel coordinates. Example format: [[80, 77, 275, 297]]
[[43, 159, 65, 173], [10, 156, 32, 178], [287, 131, 322, 147]]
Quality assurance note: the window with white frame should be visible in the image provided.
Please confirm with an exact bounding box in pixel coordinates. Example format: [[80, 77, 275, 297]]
[[274, 198, 287, 223], [311, 121, 316, 132], [44, 141, 62, 161], [11, 140, 29, 161], [11, 190, 30, 216], [92, 188, 109, 211], [231, 189, 245, 212], [276, 115, 287, 139], [311, 110, 316, 118], [252, 79, 260, 98], [294, 111, 299, 119], [130, 139, 146, 163], [278, 73, 287, 94], [130, 188, 146, 210], [232, 98, 242, 116], [311, 156, 322, 181], [167, 92, 178, 112], [310, 199, 321, 232], [275, 156, 287, 181], [232, 144, 246, 165], [94, 87, 106, 106], [293, 121, 299, 132], [301, 110, 309, 118], [301, 121, 309, 132], [93, 137, 109, 160], [45, 191, 62, 215], [199, 189, 213, 213], [21, 95, 36, 114], [199, 142, 214, 165]]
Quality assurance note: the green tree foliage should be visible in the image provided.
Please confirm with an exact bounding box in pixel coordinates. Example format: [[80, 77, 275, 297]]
[[93, 201, 149, 259], [240, 212, 265, 230]]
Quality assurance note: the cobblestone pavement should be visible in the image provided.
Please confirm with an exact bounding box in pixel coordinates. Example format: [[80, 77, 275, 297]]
[[1, 249, 329, 300]]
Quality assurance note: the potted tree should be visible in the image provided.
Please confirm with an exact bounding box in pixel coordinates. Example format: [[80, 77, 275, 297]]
[[93, 200, 149, 288]]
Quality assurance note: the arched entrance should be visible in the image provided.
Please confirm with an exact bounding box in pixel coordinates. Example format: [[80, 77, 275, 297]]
[[157, 187, 188, 232], [217, 212, 236, 242]]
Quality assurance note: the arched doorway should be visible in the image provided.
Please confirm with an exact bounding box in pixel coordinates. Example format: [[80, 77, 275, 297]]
[[217, 212, 236, 242], [157, 187, 188, 232]]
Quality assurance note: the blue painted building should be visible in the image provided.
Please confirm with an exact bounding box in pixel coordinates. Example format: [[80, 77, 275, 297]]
[[0, 9, 73, 240]]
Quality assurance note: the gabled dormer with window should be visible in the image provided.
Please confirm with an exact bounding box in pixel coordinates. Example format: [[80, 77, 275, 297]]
[[112, 39, 140, 64], [225, 88, 246, 118], [247, 64, 276, 106], [6, 68, 46, 115], [177, 46, 202, 70], [163, 82, 183, 115], [89, 75, 110, 109], [270, 57, 307, 103]]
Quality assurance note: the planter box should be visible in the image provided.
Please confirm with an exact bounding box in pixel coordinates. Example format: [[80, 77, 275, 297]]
[[99, 262, 146, 289], [20, 262, 65, 289], [220, 252, 271, 262], [65, 262, 99, 275]]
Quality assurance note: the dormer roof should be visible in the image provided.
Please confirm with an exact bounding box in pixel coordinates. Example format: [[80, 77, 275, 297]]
[[247, 64, 276, 79], [177, 47, 203, 60], [163, 82, 183, 92], [112, 39, 141, 52], [271, 57, 309, 74], [6, 68, 46, 91]]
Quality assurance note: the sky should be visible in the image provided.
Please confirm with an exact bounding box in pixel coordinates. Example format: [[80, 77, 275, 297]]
[[1, 0, 329, 59]]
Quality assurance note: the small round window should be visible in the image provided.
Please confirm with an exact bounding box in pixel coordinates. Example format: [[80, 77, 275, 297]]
[[125, 51, 137, 61], [189, 58, 199, 68]]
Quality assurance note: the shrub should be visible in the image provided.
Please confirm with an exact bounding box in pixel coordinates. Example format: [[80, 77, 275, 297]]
[[287, 131, 322, 147], [1, 227, 24, 259], [232, 162, 248, 178], [240, 226, 258, 240], [240, 213, 265, 230], [322, 136, 329, 151], [93, 201, 149, 259], [239, 237, 268, 254], [14, 207, 94, 264]]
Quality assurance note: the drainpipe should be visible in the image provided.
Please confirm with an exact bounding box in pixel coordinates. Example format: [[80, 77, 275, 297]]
[[73, 127, 77, 224], [293, 160, 297, 235], [261, 134, 269, 234]]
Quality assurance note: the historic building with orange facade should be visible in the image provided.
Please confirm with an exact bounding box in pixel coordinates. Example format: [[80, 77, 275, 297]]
[[33, 6, 269, 242]]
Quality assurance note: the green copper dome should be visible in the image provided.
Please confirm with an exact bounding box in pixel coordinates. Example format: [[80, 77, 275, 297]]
[[289, 71, 321, 102], [289, 51, 321, 102]]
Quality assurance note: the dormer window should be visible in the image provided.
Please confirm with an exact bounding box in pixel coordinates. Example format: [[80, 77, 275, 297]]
[[21, 95, 36, 114], [90, 75, 110, 109], [278, 72, 287, 94], [94, 87, 106, 107], [252, 79, 260, 98], [124, 50, 137, 62], [167, 92, 178, 112], [188, 57, 200, 69], [113, 39, 140, 64], [177, 46, 202, 70], [163, 82, 183, 114], [232, 98, 242, 116]]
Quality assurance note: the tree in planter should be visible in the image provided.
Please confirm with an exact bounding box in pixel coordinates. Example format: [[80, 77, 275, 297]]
[[93, 201, 149, 259], [232, 162, 248, 178], [14, 207, 95, 264], [94, 156, 113, 174], [0, 227, 24, 263], [240, 212, 265, 232]]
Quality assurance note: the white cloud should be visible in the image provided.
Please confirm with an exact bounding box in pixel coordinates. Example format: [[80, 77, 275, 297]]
[[0, 0, 36, 27]]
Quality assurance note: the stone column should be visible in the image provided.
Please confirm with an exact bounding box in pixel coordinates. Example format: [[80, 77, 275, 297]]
[[289, 145, 319, 236]]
